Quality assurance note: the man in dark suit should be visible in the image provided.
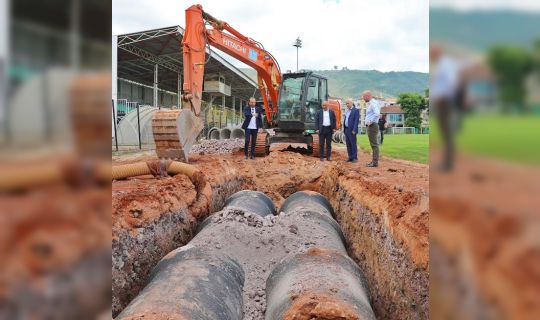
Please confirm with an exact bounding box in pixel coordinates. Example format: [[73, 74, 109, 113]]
[[241, 97, 263, 160], [315, 101, 337, 161], [343, 99, 360, 162]]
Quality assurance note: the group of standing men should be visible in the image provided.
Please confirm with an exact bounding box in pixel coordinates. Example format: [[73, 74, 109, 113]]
[[242, 91, 382, 167], [314, 90, 381, 167]]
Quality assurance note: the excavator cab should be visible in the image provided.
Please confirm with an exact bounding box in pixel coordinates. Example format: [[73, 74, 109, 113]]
[[270, 71, 340, 156], [276, 71, 328, 132]]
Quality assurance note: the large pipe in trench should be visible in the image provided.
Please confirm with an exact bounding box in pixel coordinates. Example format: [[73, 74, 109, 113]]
[[225, 190, 276, 217], [115, 246, 244, 320], [280, 190, 335, 218], [116, 190, 270, 319], [197, 190, 276, 232], [265, 247, 376, 320], [264, 190, 375, 319]]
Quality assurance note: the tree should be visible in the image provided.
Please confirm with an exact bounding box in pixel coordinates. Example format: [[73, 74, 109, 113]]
[[488, 45, 533, 112], [333, 65, 338, 70], [397, 93, 427, 130]]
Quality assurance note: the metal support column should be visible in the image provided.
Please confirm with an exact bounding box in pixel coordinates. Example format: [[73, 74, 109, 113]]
[[112, 100, 118, 151], [112, 35, 118, 139], [136, 104, 141, 149], [222, 95, 226, 127], [70, 0, 80, 70], [232, 96, 236, 125], [177, 72, 181, 108], [153, 64, 158, 107]]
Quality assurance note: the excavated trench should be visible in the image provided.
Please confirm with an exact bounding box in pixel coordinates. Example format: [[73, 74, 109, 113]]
[[112, 149, 428, 319]]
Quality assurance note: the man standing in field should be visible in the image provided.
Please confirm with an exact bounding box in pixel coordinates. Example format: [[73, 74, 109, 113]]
[[363, 91, 380, 167]]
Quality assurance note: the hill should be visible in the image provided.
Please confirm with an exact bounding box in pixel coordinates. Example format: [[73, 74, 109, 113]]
[[430, 8, 540, 52], [239, 68, 428, 99]]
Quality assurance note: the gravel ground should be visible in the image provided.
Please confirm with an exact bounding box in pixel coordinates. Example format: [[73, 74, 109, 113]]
[[190, 139, 244, 155], [189, 206, 346, 319]]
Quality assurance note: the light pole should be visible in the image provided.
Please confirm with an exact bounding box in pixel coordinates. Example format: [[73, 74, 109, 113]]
[[293, 37, 302, 72]]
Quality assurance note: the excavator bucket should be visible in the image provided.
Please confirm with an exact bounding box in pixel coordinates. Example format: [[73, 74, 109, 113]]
[[152, 109, 204, 162]]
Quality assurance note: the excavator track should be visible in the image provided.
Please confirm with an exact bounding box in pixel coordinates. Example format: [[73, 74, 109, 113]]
[[152, 109, 203, 162], [311, 134, 320, 158], [254, 132, 270, 157]]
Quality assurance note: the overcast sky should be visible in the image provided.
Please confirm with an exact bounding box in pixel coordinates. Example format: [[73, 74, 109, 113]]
[[431, 0, 540, 11], [113, 0, 429, 73]]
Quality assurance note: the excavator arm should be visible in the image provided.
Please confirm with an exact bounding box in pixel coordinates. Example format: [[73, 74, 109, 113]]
[[182, 4, 282, 121], [152, 4, 281, 162]]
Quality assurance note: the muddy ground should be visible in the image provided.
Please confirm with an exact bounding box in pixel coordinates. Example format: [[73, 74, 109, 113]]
[[112, 143, 429, 319], [430, 154, 540, 319]]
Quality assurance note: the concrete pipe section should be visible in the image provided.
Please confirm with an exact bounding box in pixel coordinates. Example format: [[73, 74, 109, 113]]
[[116, 246, 244, 320], [265, 248, 376, 320], [197, 190, 276, 232], [208, 127, 220, 140], [225, 190, 276, 217], [332, 131, 340, 143], [280, 190, 335, 218], [219, 128, 232, 140], [277, 191, 347, 250], [231, 128, 245, 139]]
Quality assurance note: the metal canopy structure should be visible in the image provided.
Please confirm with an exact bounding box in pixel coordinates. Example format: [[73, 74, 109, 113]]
[[116, 25, 258, 101]]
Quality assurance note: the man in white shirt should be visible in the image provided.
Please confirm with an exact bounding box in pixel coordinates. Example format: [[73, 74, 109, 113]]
[[315, 101, 336, 161], [241, 97, 263, 160], [363, 90, 380, 167], [430, 44, 460, 171]]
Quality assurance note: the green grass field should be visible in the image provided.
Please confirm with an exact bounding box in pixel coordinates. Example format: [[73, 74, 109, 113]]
[[357, 134, 429, 164], [431, 114, 540, 165]]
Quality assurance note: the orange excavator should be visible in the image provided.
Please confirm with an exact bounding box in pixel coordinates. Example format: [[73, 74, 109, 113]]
[[152, 4, 341, 161]]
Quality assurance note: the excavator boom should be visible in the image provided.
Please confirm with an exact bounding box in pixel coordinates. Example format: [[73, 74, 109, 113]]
[[152, 4, 282, 162]]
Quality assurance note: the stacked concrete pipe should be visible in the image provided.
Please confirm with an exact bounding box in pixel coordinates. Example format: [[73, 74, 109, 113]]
[[230, 127, 245, 139], [219, 127, 232, 140], [332, 130, 346, 144], [208, 127, 220, 140], [332, 130, 340, 143]]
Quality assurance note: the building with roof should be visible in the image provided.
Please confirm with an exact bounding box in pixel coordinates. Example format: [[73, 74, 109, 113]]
[[113, 25, 259, 138], [380, 105, 406, 127]]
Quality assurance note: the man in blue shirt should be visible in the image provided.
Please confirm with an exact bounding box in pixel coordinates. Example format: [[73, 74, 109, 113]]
[[343, 99, 360, 163], [241, 97, 263, 160], [363, 91, 380, 167]]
